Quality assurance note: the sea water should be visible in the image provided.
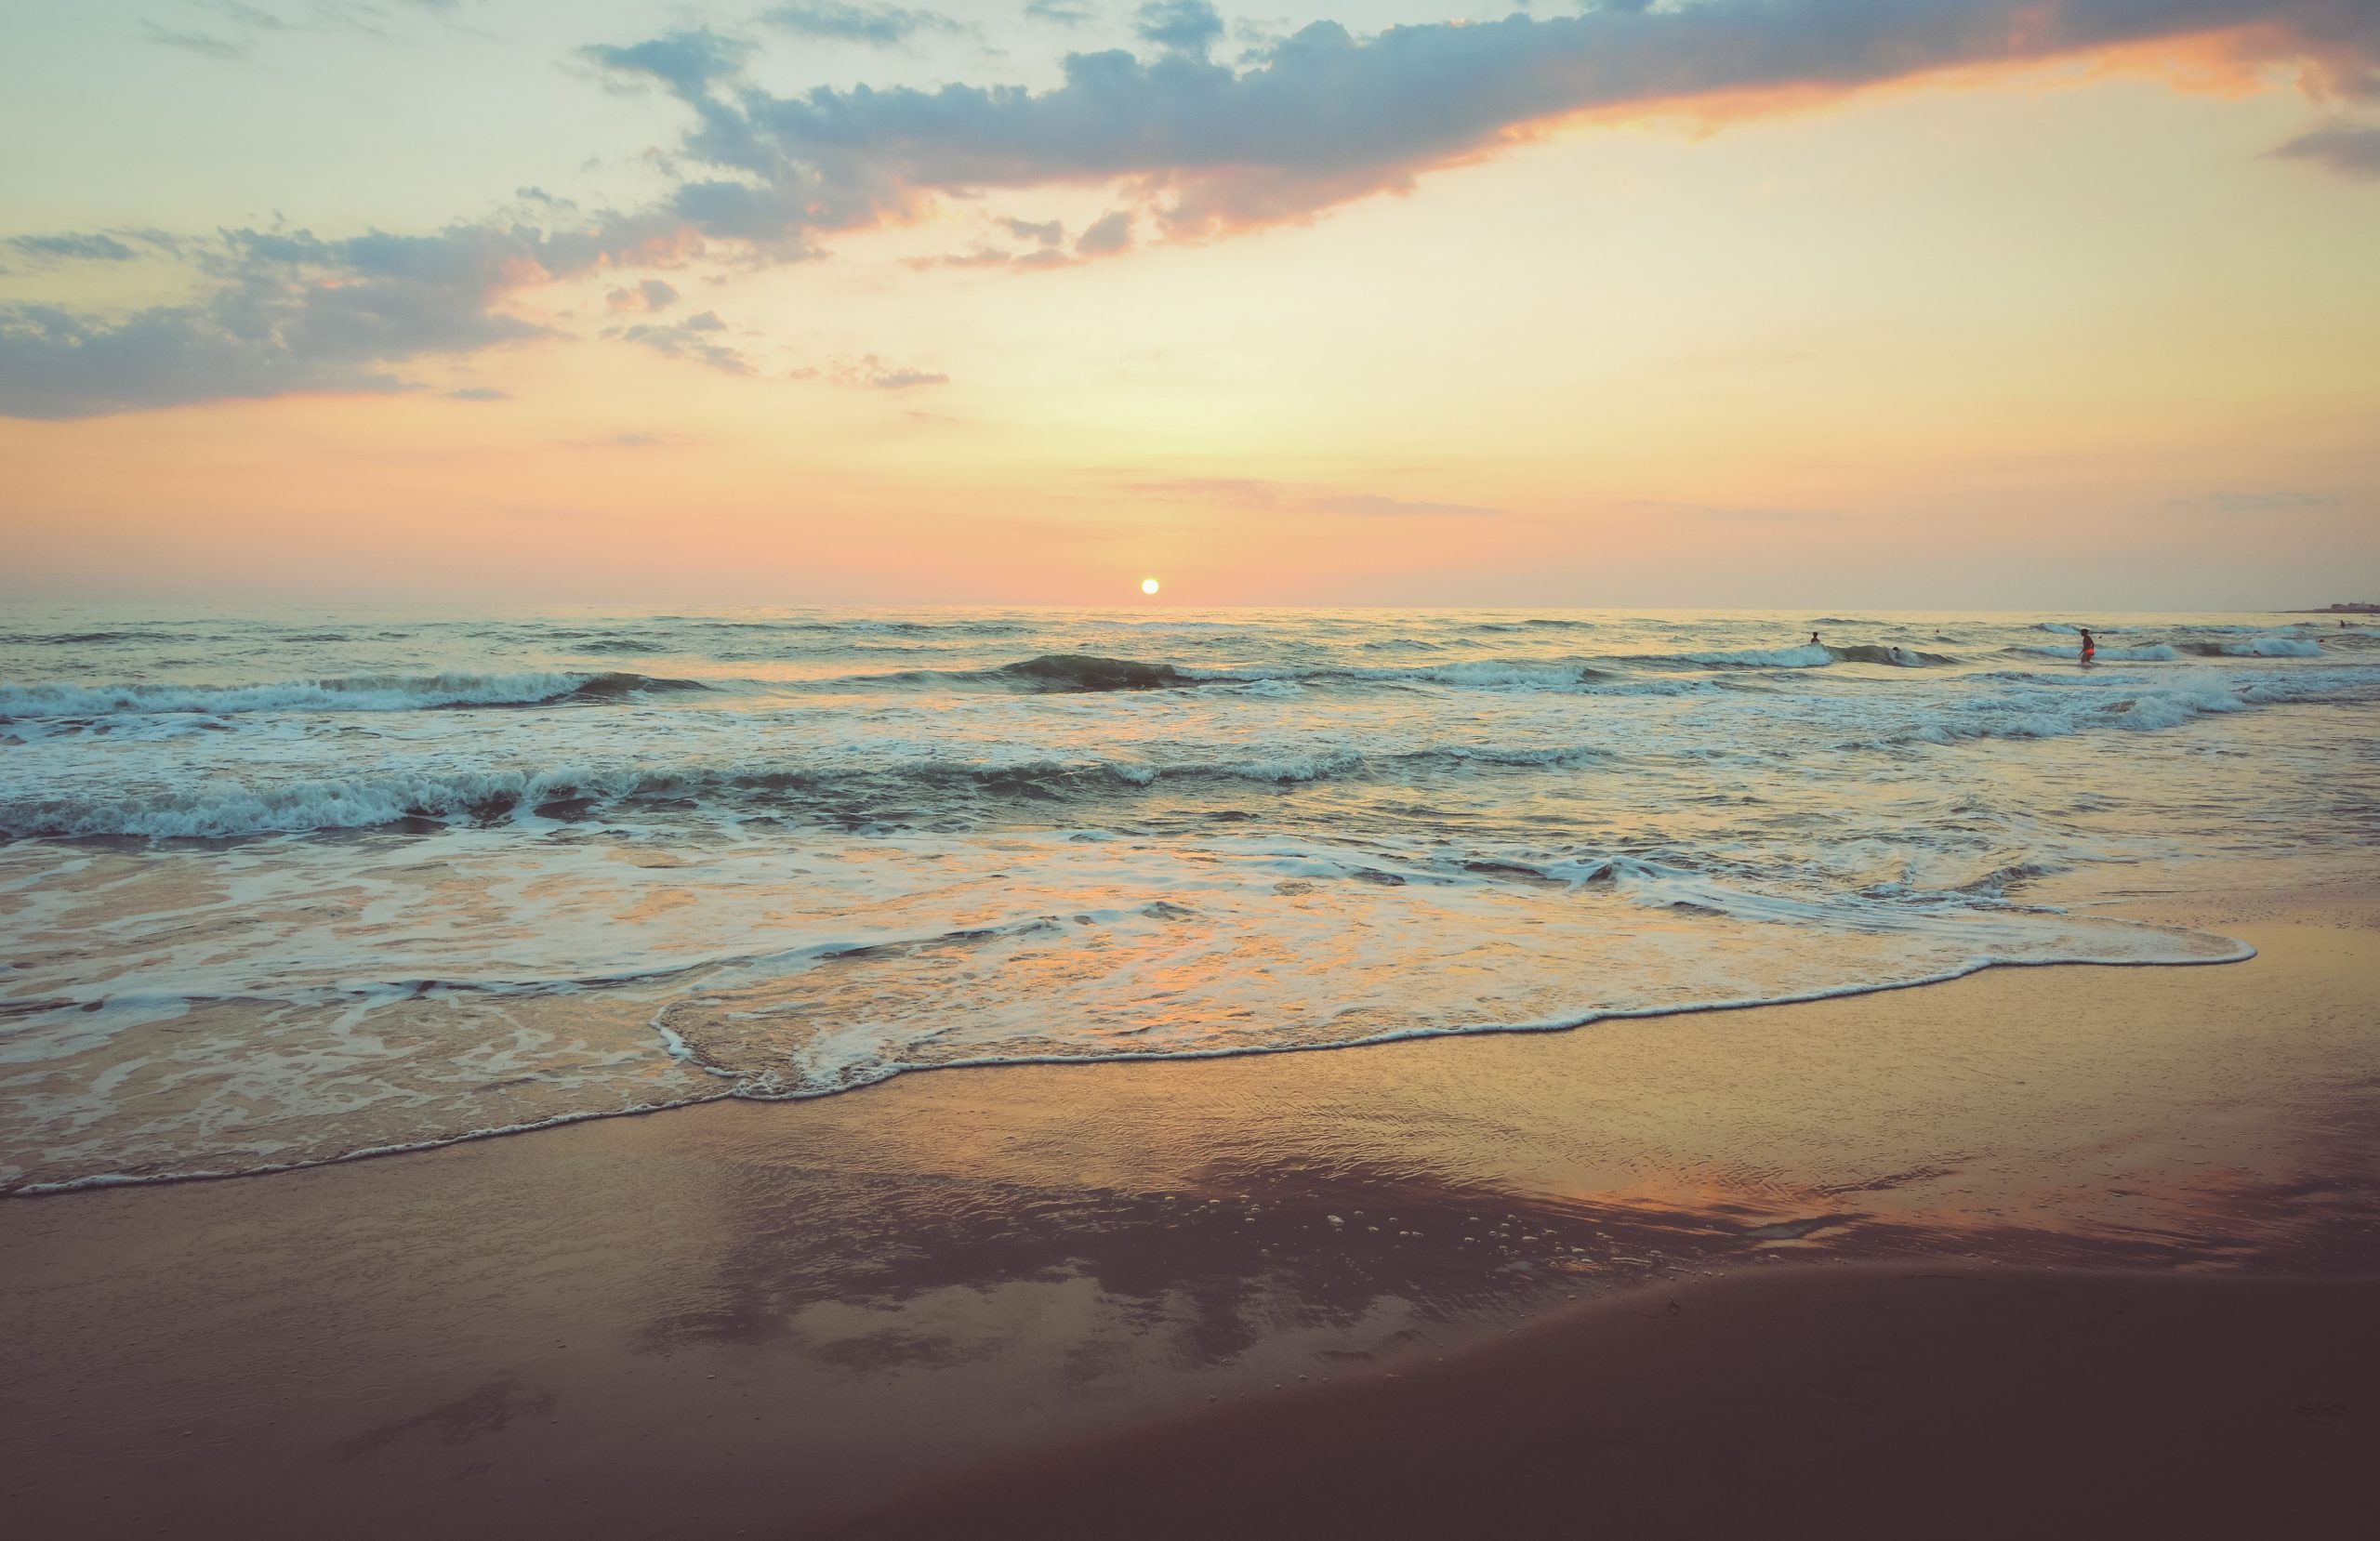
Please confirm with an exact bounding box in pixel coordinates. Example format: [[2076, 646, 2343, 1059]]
[[3, 608, 2375, 1192]]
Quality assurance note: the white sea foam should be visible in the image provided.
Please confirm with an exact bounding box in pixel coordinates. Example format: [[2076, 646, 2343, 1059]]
[[1684, 643, 1834, 668], [2019, 642, 2180, 661], [0, 673, 612, 717], [4, 661, 2371, 837], [3, 608, 2371, 1193]]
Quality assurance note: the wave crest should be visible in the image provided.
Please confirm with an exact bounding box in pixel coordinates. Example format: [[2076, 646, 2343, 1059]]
[[996, 654, 1197, 691], [0, 672, 707, 718]]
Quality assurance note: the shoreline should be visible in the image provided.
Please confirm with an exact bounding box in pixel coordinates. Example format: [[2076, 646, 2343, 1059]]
[[2, 897, 2374, 1538], [4, 916, 2258, 1200]]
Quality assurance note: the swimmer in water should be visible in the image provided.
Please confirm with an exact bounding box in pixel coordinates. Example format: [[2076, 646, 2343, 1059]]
[[1809, 631, 1821, 647], [2079, 626, 2096, 664]]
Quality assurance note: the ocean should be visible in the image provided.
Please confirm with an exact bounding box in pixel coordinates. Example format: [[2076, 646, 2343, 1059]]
[[4, 607, 2375, 1193]]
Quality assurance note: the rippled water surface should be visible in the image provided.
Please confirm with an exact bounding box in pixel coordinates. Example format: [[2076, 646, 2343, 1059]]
[[4, 606, 2376, 1191]]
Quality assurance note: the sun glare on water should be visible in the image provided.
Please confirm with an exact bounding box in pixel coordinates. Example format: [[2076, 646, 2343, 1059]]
[[1141, 578, 1159, 596]]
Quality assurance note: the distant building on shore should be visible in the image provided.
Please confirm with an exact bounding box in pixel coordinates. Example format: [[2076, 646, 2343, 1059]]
[[2322, 601, 2379, 612]]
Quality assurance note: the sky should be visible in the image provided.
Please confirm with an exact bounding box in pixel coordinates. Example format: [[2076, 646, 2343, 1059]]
[[2, 0, 2376, 608]]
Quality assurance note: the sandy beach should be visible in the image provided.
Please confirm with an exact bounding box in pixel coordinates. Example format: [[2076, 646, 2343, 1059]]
[[10, 0, 2380, 1521], [3, 888, 2375, 1538], [826, 1264, 2380, 1541]]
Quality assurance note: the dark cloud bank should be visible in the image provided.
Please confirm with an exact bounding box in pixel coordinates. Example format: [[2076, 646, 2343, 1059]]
[[7, 0, 2375, 417]]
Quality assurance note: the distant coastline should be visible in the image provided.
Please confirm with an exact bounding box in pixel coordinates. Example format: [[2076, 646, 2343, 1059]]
[[2281, 602, 2378, 613]]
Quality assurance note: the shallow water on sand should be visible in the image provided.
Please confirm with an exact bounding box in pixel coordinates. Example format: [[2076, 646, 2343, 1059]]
[[3, 607, 2376, 1190]]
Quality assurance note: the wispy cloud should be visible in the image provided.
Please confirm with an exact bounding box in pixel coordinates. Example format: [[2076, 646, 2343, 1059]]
[[1639, 500, 1836, 523], [609, 310, 749, 373], [760, 3, 966, 47], [139, 1, 470, 58], [139, 20, 247, 58], [2167, 489, 2340, 512], [2270, 122, 2380, 179], [820, 353, 949, 389], [605, 277, 681, 312], [575, 430, 693, 448], [7, 232, 140, 262], [1131, 478, 1506, 518]]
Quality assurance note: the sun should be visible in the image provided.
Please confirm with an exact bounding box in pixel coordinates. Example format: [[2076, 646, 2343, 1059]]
[[1140, 577, 1160, 596]]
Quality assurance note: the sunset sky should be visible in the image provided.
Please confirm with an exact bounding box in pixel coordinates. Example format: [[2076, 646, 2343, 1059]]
[[3, 0, 2376, 607]]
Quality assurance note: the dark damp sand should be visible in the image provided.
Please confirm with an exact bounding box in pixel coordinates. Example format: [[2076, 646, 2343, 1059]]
[[2, 900, 2377, 1540], [815, 1263, 2380, 1541]]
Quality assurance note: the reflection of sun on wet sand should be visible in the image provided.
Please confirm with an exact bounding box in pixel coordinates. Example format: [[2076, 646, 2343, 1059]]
[[2, 890, 2376, 1539]]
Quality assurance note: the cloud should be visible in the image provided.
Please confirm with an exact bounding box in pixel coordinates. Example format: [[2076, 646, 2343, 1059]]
[[0, 199, 726, 417], [1133, 0, 1223, 56], [908, 246, 1027, 268], [633, 0, 2380, 243], [1075, 209, 1134, 255], [579, 28, 755, 96], [2270, 121, 2380, 178], [205, 1, 294, 31], [444, 386, 509, 401], [760, 3, 965, 47], [1306, 492, 1504, 518], [1131, 478, 1504, 517], [610, 310, 750, 373], [19, 0, 2379, 418], [907, 216, 1077, 267], [0, 224, 555, 418], [824, 353, 949, 388], [139, 22, 246, 58], [138, 1, 468, 56], [575, 430, 691, 447], [7, 232, 139, 262], [906, 241, 1089, 269], [605, 277, 681, 311], [1648, 501, 1836, 522], [1025, 0, 1095, 23]]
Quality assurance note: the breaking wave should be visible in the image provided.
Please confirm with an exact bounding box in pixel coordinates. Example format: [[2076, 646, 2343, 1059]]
[[2185, 637, 2325, 658], [0, 672, 709, 718], [0, 742, 1628, 838], [2015, 636, 2326, 662], [8, 664, 2369, 840], [827, 644, 1969, 695], [998, 653, 1200, 691], [5, 607, 2369, 1194], [1679, 642, 1953, 668], [2018, 642, 2180, 662]]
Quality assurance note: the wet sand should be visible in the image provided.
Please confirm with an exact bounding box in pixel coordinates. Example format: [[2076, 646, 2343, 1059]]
[[822, 1263, 2380, 1541], [2, 899, 2376, 1538]]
